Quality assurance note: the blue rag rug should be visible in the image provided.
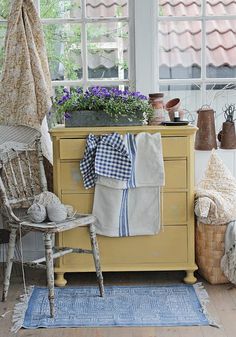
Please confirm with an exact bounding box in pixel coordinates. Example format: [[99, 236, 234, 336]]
[[13, 284, 213, 330]]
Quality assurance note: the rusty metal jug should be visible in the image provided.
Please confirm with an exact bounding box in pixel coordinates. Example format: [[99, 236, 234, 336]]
[[219, 121, 236, 149], [195, 107, 217, 150]]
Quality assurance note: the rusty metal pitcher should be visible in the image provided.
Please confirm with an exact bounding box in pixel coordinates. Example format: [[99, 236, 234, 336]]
[[219, 121, 236, 149], [195, 107, 217, 150]]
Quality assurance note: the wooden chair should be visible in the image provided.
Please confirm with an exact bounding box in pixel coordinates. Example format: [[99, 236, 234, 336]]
[[0, 127, 104, 317]]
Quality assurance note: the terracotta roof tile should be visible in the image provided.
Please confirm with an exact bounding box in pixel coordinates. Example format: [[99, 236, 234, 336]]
[[159, 1, 236, 67], [86, 0, 127, 17], [85, 1, 236, 69]]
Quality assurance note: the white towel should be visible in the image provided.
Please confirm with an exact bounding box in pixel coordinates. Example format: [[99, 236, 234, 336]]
[[93, 133, 165, 237]]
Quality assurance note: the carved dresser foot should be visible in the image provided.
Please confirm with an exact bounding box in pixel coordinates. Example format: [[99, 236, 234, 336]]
[[183, 270, 197, 284], [54, 272, 67, 287]]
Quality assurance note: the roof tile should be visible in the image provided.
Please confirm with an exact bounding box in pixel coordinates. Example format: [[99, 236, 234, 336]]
[[85, 1, 236, 69]]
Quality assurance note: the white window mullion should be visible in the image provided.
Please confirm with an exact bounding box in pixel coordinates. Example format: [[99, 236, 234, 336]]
[[157, 14, 236, 22], [201, 0, 207, 105], [135, 0, 156, 95], [81, 0, 88, 91], [156, 0, 160, 91], [159, 78, 236, 86], [41, 17, 129, 25], [51, 79, 129, 87], [128, 0, 135, 91], [88, 79, 129, 86]]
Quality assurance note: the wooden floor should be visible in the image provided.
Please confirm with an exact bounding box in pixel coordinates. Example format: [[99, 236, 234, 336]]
[[0, 267, 236, 337]]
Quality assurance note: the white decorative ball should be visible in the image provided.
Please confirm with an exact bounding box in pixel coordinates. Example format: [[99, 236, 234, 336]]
[[46, 204, 68, 223], [27, 203, 47, 223], [34, 191, 61, 207]]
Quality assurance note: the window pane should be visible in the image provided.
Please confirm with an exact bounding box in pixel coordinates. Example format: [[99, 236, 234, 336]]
[[206, 20, 236, 78], [86, 0, 128, 18], [159, 21, 201, 79], [0, 25, 6, 75], [87, 22, 128, 80], [40, 0, 81, 19], [158, 0, 201, 17], [160, 83, 200, 122], [0, 0, 10, 19], [43, 24, 82, 81], [206, 0, 236, 16], [206, 83, 236, 131]]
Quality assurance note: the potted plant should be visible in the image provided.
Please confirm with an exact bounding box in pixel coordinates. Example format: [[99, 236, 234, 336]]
[[218, 103, 236, 149], [53, 86, 153, 127]]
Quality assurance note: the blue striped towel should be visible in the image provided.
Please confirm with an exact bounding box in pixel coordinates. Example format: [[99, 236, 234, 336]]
[[93, 132, 165, 237]]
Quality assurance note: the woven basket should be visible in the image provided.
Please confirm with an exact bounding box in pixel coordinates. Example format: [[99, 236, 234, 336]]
[[195, 222, 229, 284]]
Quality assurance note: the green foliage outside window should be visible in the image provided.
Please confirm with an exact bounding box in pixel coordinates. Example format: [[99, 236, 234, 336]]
[[0, 1, 128, 82]]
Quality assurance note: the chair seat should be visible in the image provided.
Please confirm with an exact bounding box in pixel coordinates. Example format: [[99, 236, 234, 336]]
[[17, 214, 97, 233]]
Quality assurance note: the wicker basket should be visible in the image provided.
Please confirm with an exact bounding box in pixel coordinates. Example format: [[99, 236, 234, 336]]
[[195, 222, 229, 284]]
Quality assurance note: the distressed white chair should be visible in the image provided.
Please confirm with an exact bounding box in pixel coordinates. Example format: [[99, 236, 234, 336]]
[[0, 126, 104, 317]]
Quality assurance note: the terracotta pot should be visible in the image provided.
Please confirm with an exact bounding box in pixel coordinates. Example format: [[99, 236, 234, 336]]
[[220, 122, 236, 149], [165, 98, 181, 121], [195, 107, 217, 150]]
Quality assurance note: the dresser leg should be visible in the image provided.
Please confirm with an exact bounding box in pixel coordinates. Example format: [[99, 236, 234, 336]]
[[183, 270, 197, 284], [54, 272, 67, 287]]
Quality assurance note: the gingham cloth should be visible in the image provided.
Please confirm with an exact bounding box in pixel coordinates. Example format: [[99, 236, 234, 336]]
[[80, 133, 131, 189]]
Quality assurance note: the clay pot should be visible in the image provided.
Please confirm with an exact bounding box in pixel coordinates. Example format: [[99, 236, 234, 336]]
[[195, 107, 217, 150], [165, 98, 181, 121], [219, 122, 236, 149]]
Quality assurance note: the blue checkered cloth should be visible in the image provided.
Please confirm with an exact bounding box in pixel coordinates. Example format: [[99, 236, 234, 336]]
[[80, 133, 131, 189]]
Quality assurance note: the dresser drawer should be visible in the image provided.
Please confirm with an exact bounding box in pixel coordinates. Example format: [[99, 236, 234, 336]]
[[164, 160, 187, 190], [163, 192, 187, 224], [60, 139, 86, 160], [61, 192, 187, 225], [60, 159, 187, 193], [61, 225, 188, 268], [59, 136, 188, 160], [60, 162, 92, 193], [162, 137, 188, 157], [61, 193, 94, 213]]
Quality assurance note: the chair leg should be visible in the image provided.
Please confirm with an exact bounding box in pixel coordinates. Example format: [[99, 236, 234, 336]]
[[2, 227, 17, 302], [89, 223, 104, 297], [44, 233, 55, 318]]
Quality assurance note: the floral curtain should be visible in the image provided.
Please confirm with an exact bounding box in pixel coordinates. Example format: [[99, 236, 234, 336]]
[[0, 0, 52, 162]]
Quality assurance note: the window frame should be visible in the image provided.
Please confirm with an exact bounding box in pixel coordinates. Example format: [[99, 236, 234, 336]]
[[33, 0, 134, 91]]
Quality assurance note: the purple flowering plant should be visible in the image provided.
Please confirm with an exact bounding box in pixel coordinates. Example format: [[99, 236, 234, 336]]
[[54, 86, 153, 123]]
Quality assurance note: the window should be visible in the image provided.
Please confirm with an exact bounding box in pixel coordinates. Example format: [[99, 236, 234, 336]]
[[1, 0, 236, 129], [135, 0, 236, 129], [38, 0, 132, 95], [0, 0, 133, 96], [157, 0, 236, 127]]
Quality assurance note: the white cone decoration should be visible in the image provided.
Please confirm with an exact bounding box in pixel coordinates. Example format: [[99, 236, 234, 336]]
[[195, 150, 236, 225]]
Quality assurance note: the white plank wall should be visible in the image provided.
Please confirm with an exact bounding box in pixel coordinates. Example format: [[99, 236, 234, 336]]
[[1, 149, 236, 261]]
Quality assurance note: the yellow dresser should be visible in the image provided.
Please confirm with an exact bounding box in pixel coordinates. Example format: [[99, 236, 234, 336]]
[[50, 125, 198, 286]]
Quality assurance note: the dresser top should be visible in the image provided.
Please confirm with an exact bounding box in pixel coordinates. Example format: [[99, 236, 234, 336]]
[[50, 125, 197, 138]]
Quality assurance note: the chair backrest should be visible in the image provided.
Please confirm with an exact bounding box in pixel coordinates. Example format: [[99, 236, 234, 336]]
[[0, 126, 48, 223]]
